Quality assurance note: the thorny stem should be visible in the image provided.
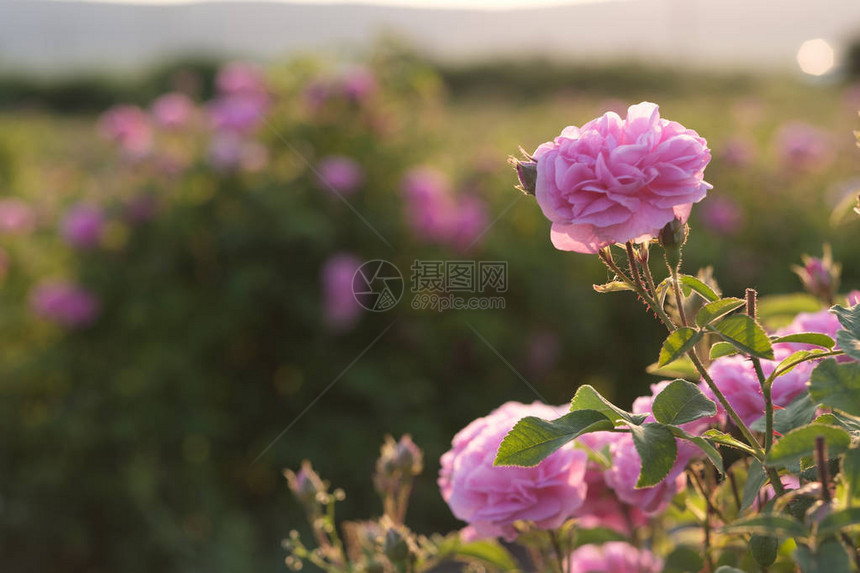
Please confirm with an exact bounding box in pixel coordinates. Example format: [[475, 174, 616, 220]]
[[816, 436, 831, 504], [603, 246, 774, 472], [625, 242, 646, 295], [687, 465, 728, 524], [727, 469, 742, 512], [547, 530, 565, 573], [670, 266, 689, 327]]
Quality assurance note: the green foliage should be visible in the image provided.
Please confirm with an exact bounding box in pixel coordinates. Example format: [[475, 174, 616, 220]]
[[707, 314, 774, 360], [658, 327, 703, 367], [494, 410, 613, 467], [765, 424, 852, 469], [652, 379, 717, 425], [630, 423, 677, 488], [795, 539, 853, 573], [809, 360, 860, 417], [749, 534, 779, 567], [569, 385, 647, 425], [695, 297, 746, 327]]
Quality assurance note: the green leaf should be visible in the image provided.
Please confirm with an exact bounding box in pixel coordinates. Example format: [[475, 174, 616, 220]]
[[817, 507, 860, 538], [664, 547, 704, 573], [720, 514, 808, 537], [652, 379, 717, 426], [659, 327, 703, 367], [630, 423, 678, 488], [772, 332, 835, 349], [832, 303, 860, 335], [751, 393, 816, 435], [836, 330, 860, 362], [741, 461, 767, 511], [709, 314, 774, 360], [494, 409, 614, 467], [593, 281, 634, 293], [756, 293, 822, 330], [569, 385, 647, 425], [668, 426, 724, 475], [710, 341, 739, 360], [765, 424, 852, 468], [695, 297, 746, 327], [840, 446, 860, 505], [677, 274, 720, 302], [795, 538, 852, 573], [809, 359, 860, 417], [773, 350, 826, 378], [453, 540, 521, 572], [703, 429, 757, 456], [646, 355, 699, 381]]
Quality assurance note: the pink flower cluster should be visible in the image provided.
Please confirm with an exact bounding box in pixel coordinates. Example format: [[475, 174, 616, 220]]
[[439, 401, 587, 541], [531, 102, 711, 253], [401, 167, 489, 252], [570, 542, 663, 573], [30, 281, 100, 328], [99, 105, 153, 158], [775, 122, 835, 173], [0, 198, 36, 235]]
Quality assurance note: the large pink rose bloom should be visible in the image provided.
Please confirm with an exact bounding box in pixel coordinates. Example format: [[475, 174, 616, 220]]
[[570, 542, 663, 573], [703, 347, 814, 427], [532, 102, 711, 253], [603, 434, 687, 515], [439, 401, 587, 541]]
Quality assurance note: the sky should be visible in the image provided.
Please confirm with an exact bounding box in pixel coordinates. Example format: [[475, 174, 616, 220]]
[[58, 0, 611, 9]]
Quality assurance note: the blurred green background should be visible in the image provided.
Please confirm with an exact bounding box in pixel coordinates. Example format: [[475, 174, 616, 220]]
[[0, 37, 859, 572]]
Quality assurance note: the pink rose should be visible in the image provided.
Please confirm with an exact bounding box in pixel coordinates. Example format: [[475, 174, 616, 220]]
[[531, 102, 711, 253], [98, 105, 153, 157], [774, 122, 834, 173], [777, 304, 859, 363], [703, 347, 814, 427], [603, 434, 687, 515], [216, 63, 267, 98], [0, 198, 36, 235], [439, 401, 587, 541], [401, 167, 489, 251], [340, 66, 378, 102], [316, 156, 364, 195], [151, 92, 195, 129], [321, 254, 363, 333], [60, 204, 105, 249], [570, 542, 663, 573], [30, 281, 100, 328], [699, 196, 743, 236], [574, 431, 648, 534]]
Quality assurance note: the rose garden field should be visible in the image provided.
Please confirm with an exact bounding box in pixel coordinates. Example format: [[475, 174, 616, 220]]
[[0, 45, 860, 572]]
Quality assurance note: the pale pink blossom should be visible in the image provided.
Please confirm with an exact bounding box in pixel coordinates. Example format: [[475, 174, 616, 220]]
[[151, 92, 195, 129], [775, 122, 835, 173], [98, 105, 153, 157], [531, 102, 711, 253], [570, 542, 663, 573], [0, 198, 36, 235], [699, 196, 743, 236]]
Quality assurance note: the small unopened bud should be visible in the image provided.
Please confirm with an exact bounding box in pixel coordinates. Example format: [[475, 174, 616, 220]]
[[375, 435, 423, 489], [510, 150, 538, 196], [658, 218, 688, 270], [792, 245, 840, 304], [383, 528, 411, 564], [284, 460, 327, 506]]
